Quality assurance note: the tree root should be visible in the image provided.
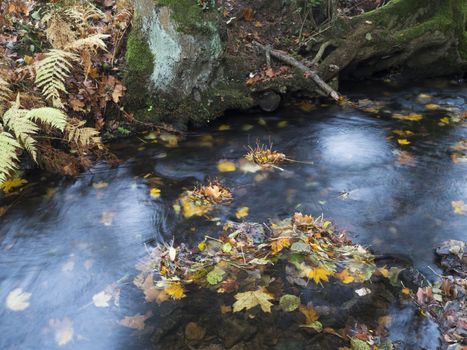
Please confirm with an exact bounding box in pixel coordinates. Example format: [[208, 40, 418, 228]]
[[253, 41, 340, 101]]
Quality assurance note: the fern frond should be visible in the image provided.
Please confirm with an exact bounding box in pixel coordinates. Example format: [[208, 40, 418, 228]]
[[45, 13, 77, 49], [66, 33, 109, 52], [0, 131, 21, 183], [35, 49, 78, 109], [26, 107, 68, 132], [2, 102, 39, 161], [64, 2, 104, 28], [66, 120, 102, 149], [0, 78, 12, 105]]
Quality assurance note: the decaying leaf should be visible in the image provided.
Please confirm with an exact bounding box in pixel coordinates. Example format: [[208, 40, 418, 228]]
[[271, 237, 291, 254], [1, 178, 28, 193], [164, 281, 186, 300], [235, 206, 249, 219], [335, 269, 355, 284], [233, 289, 274, 313], [92, 290, 112, 308], [279, 294, 300, 312], [118, 311, 153, 331]]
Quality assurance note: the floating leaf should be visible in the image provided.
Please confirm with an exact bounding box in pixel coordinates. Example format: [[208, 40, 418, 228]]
[[277, 120, 288, 128], [1, 178, 28, 193], [6, 288, 32, 311], [92, 181, 108, 189], [235, 207, 249, 219], [233, 289, 274, 313], [299, 304, 319, 325], [451, 200, 467, 215], [355, 287, 371, 296], [401, 288, 411, 295], [218, 124, 231, 131], [217, 160, 236, 172], [92, 290, 112, 308], [100, 211, 114, 226], [392, 113, 423, 121], [159, 133, 178, 147], [279, 294, 300, 312], [207, 267, 225, 285], [150, 188, 161, 199], [440, 117, 450, 124], [49, 318, 74, 347], [425, 103, 440, 110], [397, 139, 411, 145]]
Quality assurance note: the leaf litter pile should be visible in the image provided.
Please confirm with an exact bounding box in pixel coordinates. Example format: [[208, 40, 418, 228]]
[[133, 212, 444, 349]]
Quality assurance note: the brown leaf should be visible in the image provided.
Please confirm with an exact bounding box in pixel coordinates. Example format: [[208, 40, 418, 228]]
[[112, 83, 125, 103], [118, 311, 153, 330], [242, 7, 255, 22]]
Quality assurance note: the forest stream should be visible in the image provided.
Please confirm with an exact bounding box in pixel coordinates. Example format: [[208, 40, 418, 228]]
[[0, 80, 466, 350]]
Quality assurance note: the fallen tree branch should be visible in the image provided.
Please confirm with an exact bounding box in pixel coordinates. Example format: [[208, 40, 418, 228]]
[[253, 41, 340, 101]]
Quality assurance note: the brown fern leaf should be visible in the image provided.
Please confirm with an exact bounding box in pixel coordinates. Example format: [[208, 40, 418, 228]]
[[66, 120, 102, 149], [44, 13, 77, 49]]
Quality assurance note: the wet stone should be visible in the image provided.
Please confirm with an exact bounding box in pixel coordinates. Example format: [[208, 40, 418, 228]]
[[218, 318, 258, 348]]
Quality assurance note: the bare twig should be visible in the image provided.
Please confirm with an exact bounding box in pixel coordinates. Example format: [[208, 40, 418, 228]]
[[253, 41, 340, 101]]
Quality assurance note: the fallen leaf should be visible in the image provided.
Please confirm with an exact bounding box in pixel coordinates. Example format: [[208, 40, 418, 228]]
[[92, 181, 108, 189], [307, 266, 333, 284], [159, 133, 178, 147], [100, 211, 114, 226], [235, 207, 249, 219], [233, 289, 274, 313], [242, 7, 255, 21], [6, 288, 32, 311], [218, 124, 231, 131], [92, 290, 112, 308], [164, 282, 186, 300], [150, 188, 161, 199], [397, 139, 411, 145], [118, 312, 152, 330], [299, 304, 319, 324], [112, 83, 125, 103], [49, 318, 74, 346], [425, 103, 440, 110], [217, 160, 236, 172], [1, 178, 28, 193], [392, 113, 423, 122], [271, 237, 291, 254], [279, 294, 300, 312], [401, 288, 411, 296], [355, 287, 372, 296], [335, 269, 354, 284], [141, 274, 169, 304], [451, 200, 467, 215]]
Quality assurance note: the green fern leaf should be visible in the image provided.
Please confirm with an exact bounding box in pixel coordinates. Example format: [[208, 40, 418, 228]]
[[0, 131, 21, 183], [26, 107, 68, 132], [35, 49, 78, 109], [66, 120, 102, 149]]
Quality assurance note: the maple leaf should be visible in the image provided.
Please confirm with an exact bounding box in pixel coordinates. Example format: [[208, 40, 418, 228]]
[[307, 266, 333, 284], [6, 288, 32, 311], [118, 312, 153, 330], [235, 206, 249, 219], [271, 237, 291, 254], [233, 289, 274, 313], [335, 269, 354, 284], [299, 304, 319, 324], [164, 282, 186, 300], [1, 178, 28, 193]]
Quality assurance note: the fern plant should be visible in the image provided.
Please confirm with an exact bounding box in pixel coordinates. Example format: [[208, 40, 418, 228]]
[[35, 50, 78, 109], [0, 95, 68, 183]]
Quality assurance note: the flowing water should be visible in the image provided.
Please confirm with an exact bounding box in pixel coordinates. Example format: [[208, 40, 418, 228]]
[[0, 80, 466, 349]]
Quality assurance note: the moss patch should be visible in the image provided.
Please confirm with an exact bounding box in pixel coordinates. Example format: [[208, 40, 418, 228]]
[[156, 0, 210, 33]]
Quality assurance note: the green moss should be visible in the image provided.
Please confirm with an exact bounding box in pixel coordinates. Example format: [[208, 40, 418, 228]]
[[156, 0, 209, 33], [125, 28, 154, 79]]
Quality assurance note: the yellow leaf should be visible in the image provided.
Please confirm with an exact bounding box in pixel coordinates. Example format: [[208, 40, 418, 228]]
[[164, 282, 186, 300], [179, 193, 212, 218], [150, 188, 161, 198], [307, 266, 332, 284], [440, 117, 450, 124], [159, 133, 178, 147], [277, 121, 288, 128], [218, 124, 231, 131], [377, 267, 389, 278], [425, 103, 440, 110], [451, 200, 467, 215], [92, 181, 108, 189], [397, 139, 411, 145], [392, 113, 423, 121], [235, 206, 249, 219], [1, 178, 28, 193], [299, 304, 319, 324], [401, 288, 411, 295], [334, 269, 354, 284], [232, 289, 274, 313], [198, 241, 206, 251], [217, 160, 236, 172], [392, 129, 414, 137], [271, 237, 291, 254]]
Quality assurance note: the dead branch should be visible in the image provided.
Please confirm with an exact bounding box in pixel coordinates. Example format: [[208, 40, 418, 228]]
[[253, 41, 340, 101]]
